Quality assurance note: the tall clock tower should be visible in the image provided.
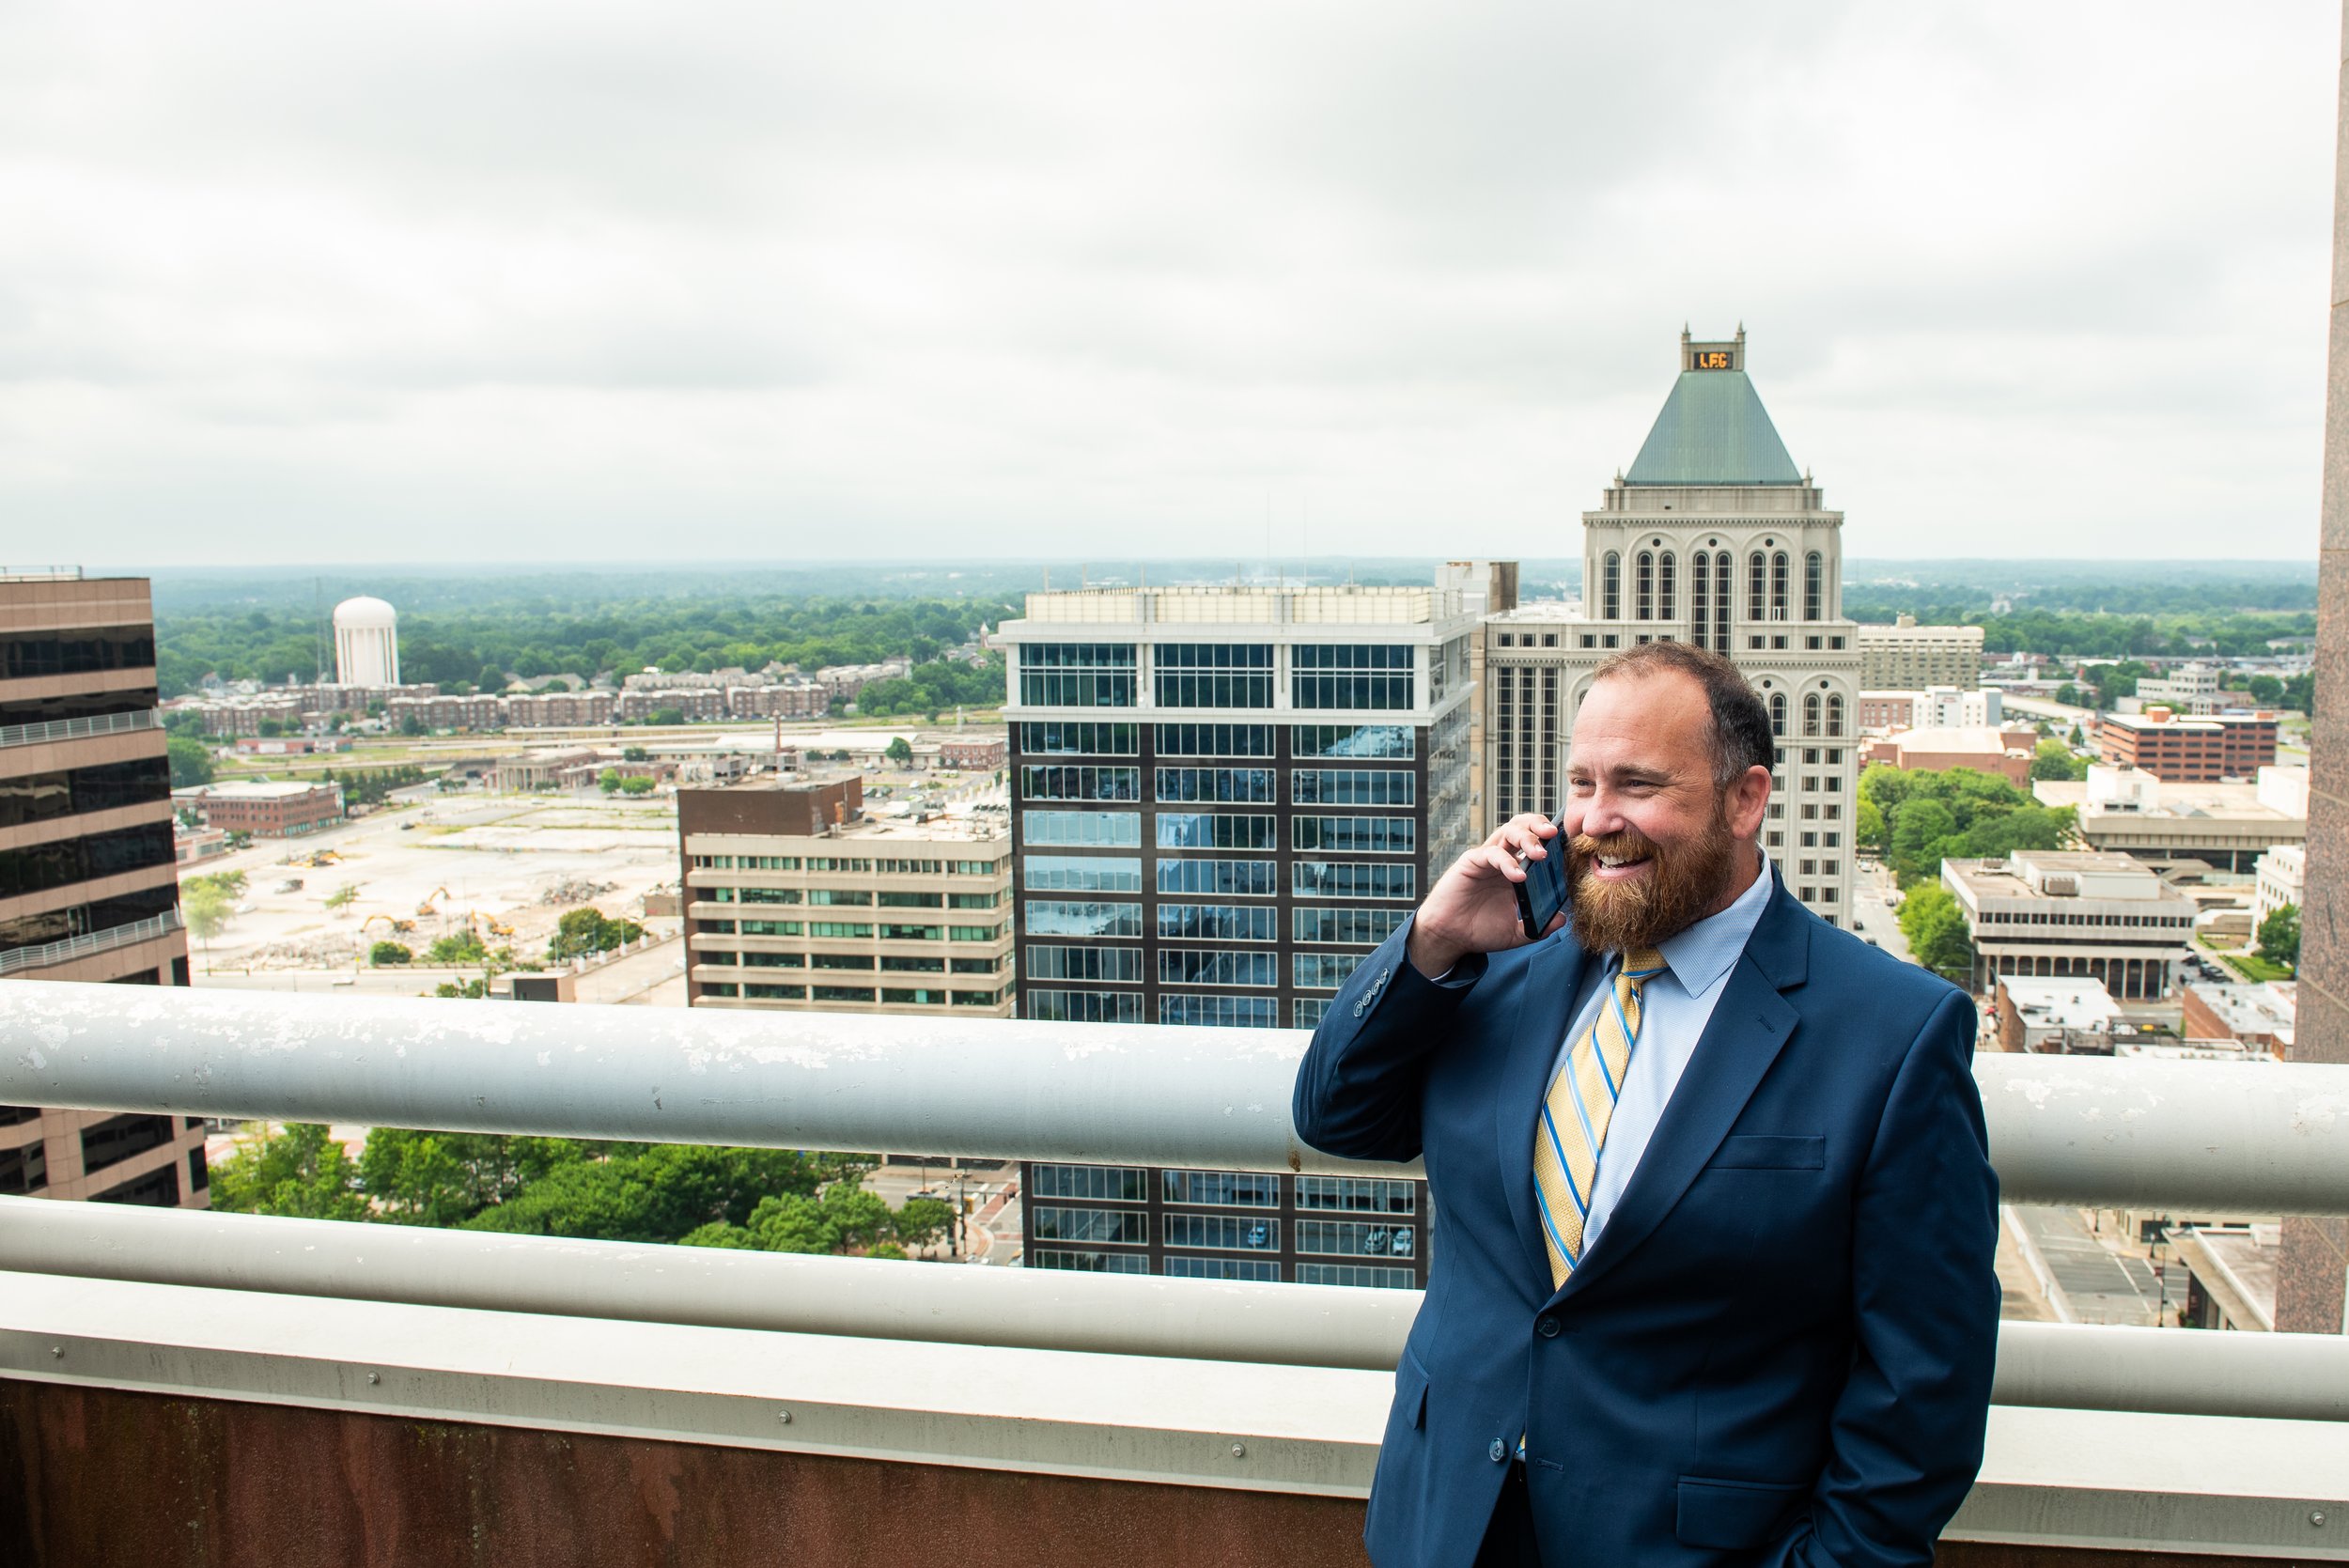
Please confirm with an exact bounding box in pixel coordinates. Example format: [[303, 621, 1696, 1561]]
[[1484, 328, 1863, 925]]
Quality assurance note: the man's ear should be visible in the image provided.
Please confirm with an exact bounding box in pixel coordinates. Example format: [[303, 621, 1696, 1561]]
[[1727, 763, 1771, 841]]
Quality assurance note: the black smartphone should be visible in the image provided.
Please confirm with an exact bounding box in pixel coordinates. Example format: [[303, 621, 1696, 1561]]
[[1513, 814, 1571, 941]]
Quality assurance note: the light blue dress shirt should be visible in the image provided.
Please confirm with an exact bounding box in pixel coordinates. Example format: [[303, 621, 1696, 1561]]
[[1551, 856, 1777, 1253]]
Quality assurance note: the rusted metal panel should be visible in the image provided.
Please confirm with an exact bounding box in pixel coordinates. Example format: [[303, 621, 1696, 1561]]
[[0, 1381, 1376, 1568]]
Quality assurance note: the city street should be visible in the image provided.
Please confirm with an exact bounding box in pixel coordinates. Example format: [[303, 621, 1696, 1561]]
[[1846, 858, 1914, 965], [2008, 1205, 2176, 1327]]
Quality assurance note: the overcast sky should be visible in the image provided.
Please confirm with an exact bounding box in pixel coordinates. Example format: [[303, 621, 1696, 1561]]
[[1, 3, 2336, 568]]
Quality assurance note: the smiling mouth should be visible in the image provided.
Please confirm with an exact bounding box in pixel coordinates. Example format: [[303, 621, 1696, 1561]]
[[1592, 853, 1653, 876]]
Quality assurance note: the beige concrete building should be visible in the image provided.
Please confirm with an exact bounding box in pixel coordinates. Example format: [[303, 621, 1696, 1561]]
[[1941, 849, 2198, 1001], [1858, 615, 1984, 691], [1, 567, 209, 1208], [1481, 329, 1861, 927], [680, 775, 1014, 1017], [2031, 766, 2307, 872]]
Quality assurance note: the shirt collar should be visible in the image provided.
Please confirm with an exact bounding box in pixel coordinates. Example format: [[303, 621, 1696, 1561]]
[[1644, 852, 1775, 998]]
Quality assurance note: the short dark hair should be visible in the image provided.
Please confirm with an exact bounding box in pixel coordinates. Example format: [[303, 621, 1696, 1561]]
[[1589, 642, 1774, 791]]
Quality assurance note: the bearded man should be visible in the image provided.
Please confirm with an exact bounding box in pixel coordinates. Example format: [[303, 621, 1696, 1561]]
[[1293, 641, 1999, 1568]]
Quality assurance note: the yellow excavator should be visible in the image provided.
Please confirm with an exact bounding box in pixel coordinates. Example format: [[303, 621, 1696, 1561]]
[[417, 885, 451, 917]]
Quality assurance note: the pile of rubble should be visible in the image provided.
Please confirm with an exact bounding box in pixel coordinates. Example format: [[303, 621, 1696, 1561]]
[[536, 877, 617, 907]]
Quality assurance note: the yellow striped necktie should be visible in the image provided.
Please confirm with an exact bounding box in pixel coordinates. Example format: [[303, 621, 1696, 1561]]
[[1532, 946, 1668, 1288]]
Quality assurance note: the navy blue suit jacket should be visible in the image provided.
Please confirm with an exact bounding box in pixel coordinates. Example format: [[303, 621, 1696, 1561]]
[[1293, 878, 1999, 1568]]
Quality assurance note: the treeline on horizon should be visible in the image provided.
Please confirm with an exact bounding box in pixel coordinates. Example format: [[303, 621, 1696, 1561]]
[[148, 560, 2316, 702]]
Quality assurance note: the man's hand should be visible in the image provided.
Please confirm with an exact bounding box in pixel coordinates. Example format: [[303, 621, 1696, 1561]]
[[1406, 813, 1565, 979]]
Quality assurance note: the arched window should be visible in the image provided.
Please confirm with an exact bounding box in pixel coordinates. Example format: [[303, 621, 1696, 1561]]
[[1802, 692, 1822, 737], [1635, 551, 1655, 621], [1771, 551, 1790, 621], [1657, 552, 1676, 622], [1601, 552, 1621, 620], [1714, 554, 1732, 650], [1688, 552, 1710, 650], [1826, 693, 1844, 738], [1803, 551, 1824, 622], [1748, 552, 1766, 620], [1769, 692, 1787, 737]]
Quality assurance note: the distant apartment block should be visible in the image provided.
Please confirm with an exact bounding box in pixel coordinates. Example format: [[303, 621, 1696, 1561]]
[[387, 693, 505, 731], [1941, 849, 2197, 1000], [940, 735, 1007, 772], [184, 779, 345, 839], [616, 688, 728, 723], [1, 567, 209, 1209], [1858, 615, 1984, 691], [2133, 661, 2223, 716], [2254, 844, 2304, 939], [503, 691, 617, 726], [2095, 709, 2279, 782], [679, 776, 1014, 1018]]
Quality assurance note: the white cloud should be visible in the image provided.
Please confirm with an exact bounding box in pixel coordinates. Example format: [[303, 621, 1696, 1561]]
[[0, 0, 2332, 565]]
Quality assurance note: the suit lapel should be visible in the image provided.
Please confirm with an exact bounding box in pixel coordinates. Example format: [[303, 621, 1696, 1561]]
[[1550, 880, 1812, 1305], [1497, 933, 1589, 1289]]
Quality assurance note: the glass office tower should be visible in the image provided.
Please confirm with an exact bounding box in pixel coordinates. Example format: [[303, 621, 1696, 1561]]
[[997, 582, 1477, 1287]]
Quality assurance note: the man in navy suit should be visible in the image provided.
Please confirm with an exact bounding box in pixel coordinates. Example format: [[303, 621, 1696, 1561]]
[[1294, 642, 1999, 1567]]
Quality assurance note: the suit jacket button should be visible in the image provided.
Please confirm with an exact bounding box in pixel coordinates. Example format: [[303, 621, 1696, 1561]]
[[1487, 1438, 1507, 1464], [1536, 1315, 1560, 1339], [1352, 1001, 1367, 1017]]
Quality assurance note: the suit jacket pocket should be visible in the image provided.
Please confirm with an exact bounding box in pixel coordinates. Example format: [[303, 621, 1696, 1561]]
[[1393, 1343, 1430, 1431], [1706, 1134, 1826, 1171], [1675, 1475, 1807, 1549]]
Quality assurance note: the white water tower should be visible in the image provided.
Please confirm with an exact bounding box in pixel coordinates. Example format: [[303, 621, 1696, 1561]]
[[333, 596, 400, 685]]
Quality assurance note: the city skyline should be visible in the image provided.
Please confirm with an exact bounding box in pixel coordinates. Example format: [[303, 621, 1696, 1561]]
[[3, 4, 2333, 565]]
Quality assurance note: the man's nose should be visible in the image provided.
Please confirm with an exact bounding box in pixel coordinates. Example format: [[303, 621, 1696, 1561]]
[[1577, 792, 1630, 840]]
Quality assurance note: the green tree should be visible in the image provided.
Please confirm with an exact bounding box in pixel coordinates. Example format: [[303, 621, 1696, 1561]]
[[2257, 904, 2300, 968], [427, 931, 488, 966], [2028, 738, 2089, 783], [323, 881, 361, 913], [647, 706, 685, 726], [359, 1131, 587, 1227], [1896, 883, 1976, 987], [680, 1181, 950, 1259], [885, 736, 914, 766], [461, 1143, 853, 1243], [1854, 797, 1886, 855], [621, 746, 649, 762], [209, 1123, 371, 1221], [182, 882, 232, 948], [548, 907, 645, 962], [369, 940, 412, 966], [167, 735, 215, 788], [598, 768, 622, 793], [617, 775, 656, 796]]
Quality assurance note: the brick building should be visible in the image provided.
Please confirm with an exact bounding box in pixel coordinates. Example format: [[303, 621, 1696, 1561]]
[[2097, 709, 2279, 783], [193, 780, 344, 837], [940, 735, 1007, 771]]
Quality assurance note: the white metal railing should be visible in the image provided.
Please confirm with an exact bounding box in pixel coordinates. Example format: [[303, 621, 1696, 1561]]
[[0, 910, 183, 978], [4, 1194, 2344, 1424], [1, 982, 2345, 1215], [0, 708, 158, 751]]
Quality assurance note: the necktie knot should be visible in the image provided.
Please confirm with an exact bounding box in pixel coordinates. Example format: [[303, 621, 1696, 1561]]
[[1618, 946, 1668, 992]]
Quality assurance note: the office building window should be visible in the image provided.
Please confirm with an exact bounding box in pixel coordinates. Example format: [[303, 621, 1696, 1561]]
[[1159, 948, 1279, 987], [1296, 1176, 1417, 1214], [1748, 551, 1766, 620], [1154, 723, 1274, 757], [1021, 765, 1141, 801], [1158, 995, 1280, 1029], [1290, 724, 1414, 759], [1771, 551, 1790, 620], [1031, 1249, 1149, 1273], [1157, 859, 1278, 896], [1019, 722, 1138, 755], [1291, 769, 1414, 806], [1294, 952, 1365, 990], [1163, 1214, 1281, 1251], [1023, 855, 1143, 893], [1155, 767, 1275, 803], [1294, 815, 1414, 854], [1158, 903, 1278, 940], [1018, 643, 1137, 707], [1298, 1220, 1416, 1258], [1657, 551, 1676, 621], [1804, 551, 1824, 621], [1297, 1263, 1417, 1290], [1154, 644, 1275, 708], [1636, 551, 1655, 621], [1023, 900, 1143, 938], [810, 985, 874, 1003], [1157, 812, 1279, 849], [746, 983, 808, 1001], [1294, 999, 1330, 1028], [1292, 644, 1414, 710], [1025, 945, 1142, 983], [1602, 552, 1622, 619], [1033, 1205, 1149, 1245], [1294, 862, 1417, 901], [1027, 988, 1143, 1023], [1022, 810, 1142, 847], [1032, 1164, 1150, 1201], [1293, 907, 1408, 945], [1164, 1257, 1283, 1282], [1161, 1170, 1281, 1207]]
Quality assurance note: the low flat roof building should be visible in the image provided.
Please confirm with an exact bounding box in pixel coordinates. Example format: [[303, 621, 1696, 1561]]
[[1993, 974, 2123, 1054], [2180, 980, 2295, 1060], [680, 777, 1014, 1019], [1941, 849, 2197, 1001], [2031, 766, 2306, 871], [1861, 724, 2036, 785], [189, 779, 343, 838], [2096, 709, 2279, 783], [2173, 1224, 2279, 1332]]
